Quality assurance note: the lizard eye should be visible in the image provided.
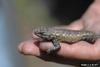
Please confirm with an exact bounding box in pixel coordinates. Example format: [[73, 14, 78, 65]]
[[34, 32, 45, 37]]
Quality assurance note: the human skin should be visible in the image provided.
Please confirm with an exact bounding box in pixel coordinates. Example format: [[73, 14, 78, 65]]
[[18, 0, 100, 61]]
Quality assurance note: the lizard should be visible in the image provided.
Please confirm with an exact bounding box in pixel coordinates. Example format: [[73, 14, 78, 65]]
[[32, 26, 100, 53]]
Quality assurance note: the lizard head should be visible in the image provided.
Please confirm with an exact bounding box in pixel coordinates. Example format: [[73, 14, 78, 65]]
[[33, 27, 51, 39]]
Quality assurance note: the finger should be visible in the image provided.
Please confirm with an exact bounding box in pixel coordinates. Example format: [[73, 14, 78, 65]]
[[66, 20, 84, 30], [18, 40, 41, 56], [39, 41, 100, 60], [58, 42, 99, 60]]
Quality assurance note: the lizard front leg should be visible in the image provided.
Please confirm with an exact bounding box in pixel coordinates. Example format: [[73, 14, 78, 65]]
[[47, 38, 61, 53]]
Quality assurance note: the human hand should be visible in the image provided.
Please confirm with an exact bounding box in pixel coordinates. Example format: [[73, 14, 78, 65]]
[[18, 0, 100, 64]]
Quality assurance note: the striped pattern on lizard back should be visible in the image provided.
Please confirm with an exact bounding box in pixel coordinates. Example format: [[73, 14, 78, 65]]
[[33, 27, 97, 44], [48, 29, 97, 43]]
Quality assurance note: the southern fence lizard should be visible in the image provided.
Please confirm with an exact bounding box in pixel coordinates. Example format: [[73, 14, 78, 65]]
[[33, 27, 99, 53]]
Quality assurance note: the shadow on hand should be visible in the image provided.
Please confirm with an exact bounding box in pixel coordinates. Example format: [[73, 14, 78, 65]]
[[38, 52, 100, 67]]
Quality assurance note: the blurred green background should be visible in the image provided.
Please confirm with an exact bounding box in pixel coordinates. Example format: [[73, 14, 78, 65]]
[[0, 0, 93, 67]]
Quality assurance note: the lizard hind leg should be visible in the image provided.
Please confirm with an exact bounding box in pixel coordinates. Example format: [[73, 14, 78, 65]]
[[47, 39, 61, 54]]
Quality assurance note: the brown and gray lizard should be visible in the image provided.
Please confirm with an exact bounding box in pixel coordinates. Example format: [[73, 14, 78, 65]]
[[33, 27, 100, 53]]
